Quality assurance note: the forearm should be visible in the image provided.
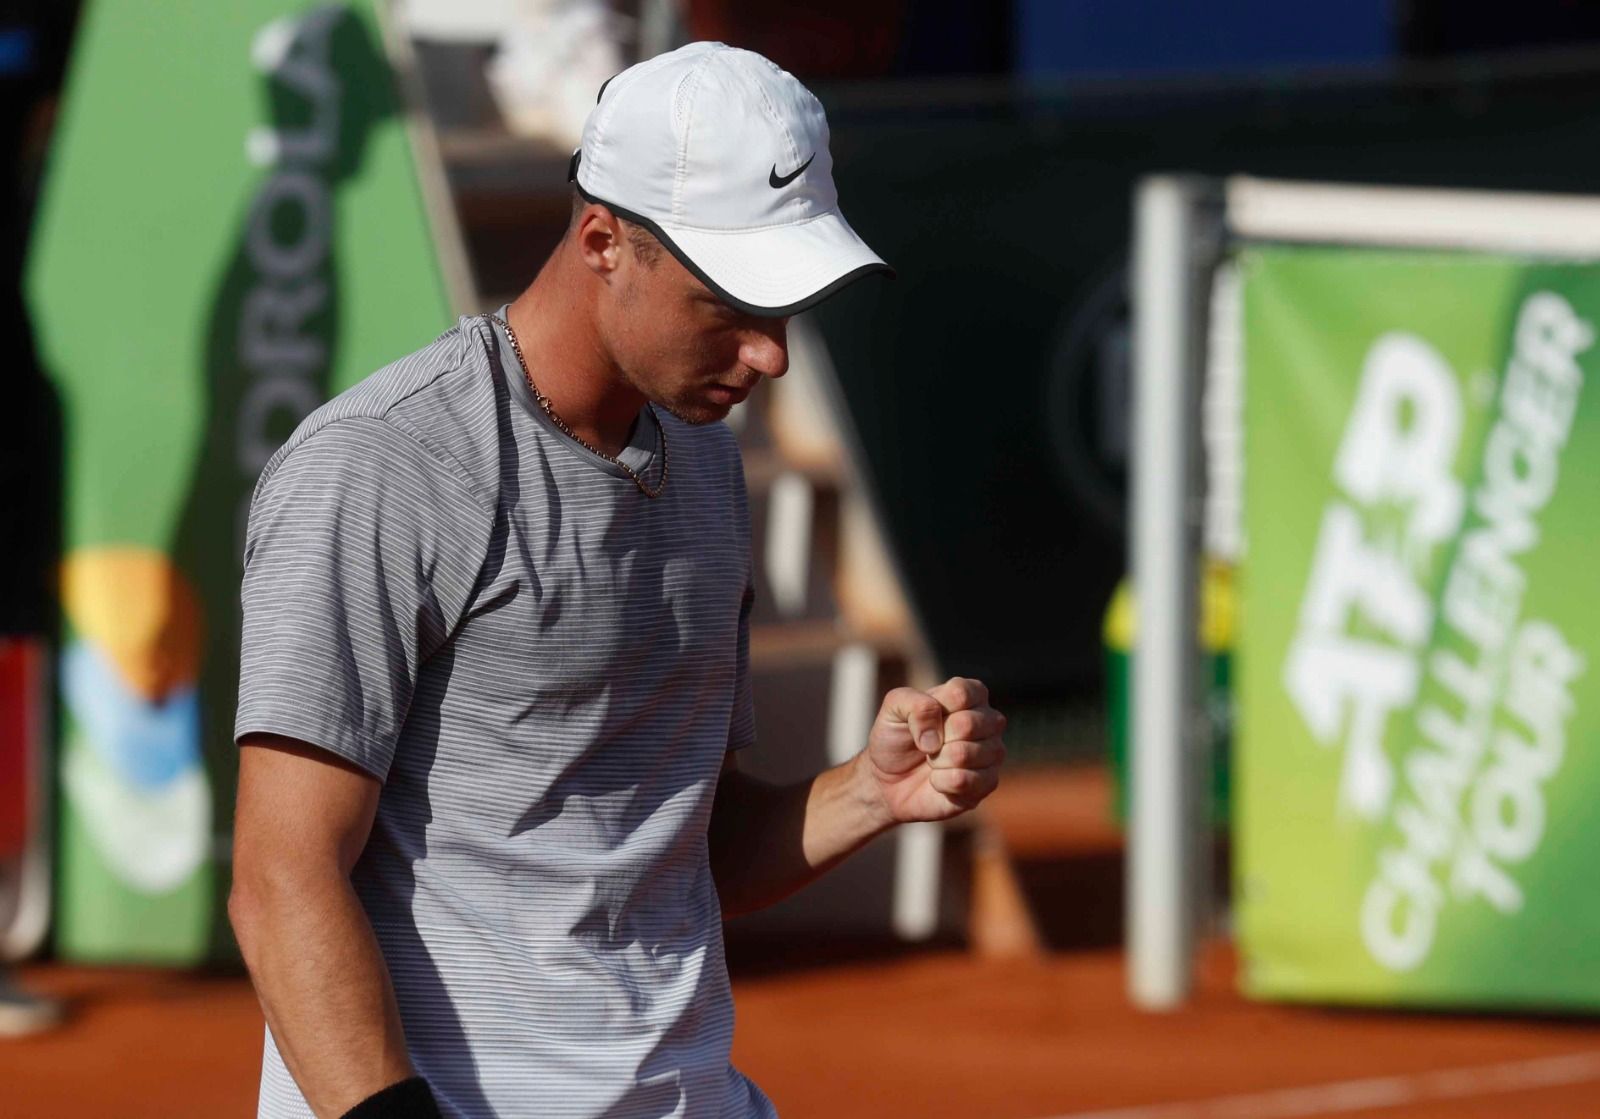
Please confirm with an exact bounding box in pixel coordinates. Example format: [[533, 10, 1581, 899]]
[[709, 753, 895, 917], [231, 872, 414, 1118]]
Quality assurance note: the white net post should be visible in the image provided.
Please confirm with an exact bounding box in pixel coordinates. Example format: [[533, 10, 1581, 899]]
[[1127, 175, 1222, 1010]]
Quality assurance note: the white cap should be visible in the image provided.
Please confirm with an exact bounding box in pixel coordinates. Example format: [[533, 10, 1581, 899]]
[[568, 41, 893, 316]]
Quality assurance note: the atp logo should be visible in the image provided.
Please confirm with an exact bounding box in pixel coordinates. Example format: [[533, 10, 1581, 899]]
[[1282, 332, 1466, 821], [1281, 292, 1590, 972]]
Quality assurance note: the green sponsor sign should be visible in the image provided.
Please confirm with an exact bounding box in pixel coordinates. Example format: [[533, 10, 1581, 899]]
[[1236, 245, 1599, 1009], [27, 0, 452, 962]]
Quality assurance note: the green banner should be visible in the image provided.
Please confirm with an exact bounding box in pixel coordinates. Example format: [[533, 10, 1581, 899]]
[[1236, 245, 1599, 1009], [27, 1, 452, 962]]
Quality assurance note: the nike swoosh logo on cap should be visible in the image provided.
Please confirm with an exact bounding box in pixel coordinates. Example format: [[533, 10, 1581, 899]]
[[769, 154, 815, 189]]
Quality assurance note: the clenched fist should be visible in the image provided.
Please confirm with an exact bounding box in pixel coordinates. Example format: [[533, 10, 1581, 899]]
[[857, 677, 1007, 824]]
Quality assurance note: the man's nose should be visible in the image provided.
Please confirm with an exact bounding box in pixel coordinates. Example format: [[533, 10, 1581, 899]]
[[740, 317, 790, 379]]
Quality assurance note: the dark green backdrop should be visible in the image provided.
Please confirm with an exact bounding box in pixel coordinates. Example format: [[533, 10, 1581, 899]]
[[812, 55, 1600, 705]]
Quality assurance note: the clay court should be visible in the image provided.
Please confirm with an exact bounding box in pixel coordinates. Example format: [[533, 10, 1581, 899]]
[[7, 767, 1598, 1119]]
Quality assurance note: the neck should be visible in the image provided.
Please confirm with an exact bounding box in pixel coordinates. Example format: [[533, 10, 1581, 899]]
[[504, 248, 646, 458]]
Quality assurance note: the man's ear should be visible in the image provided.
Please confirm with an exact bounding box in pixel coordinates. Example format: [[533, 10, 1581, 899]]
[[574, 204, 624, 278]]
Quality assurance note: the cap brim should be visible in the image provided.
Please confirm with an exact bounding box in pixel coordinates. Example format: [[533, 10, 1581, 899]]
[[663, 213, 894, 317], [577, 186, 893, 317]]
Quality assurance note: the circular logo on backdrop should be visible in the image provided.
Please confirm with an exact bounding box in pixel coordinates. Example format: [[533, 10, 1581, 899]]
[[1043, 262, 1131, 536]]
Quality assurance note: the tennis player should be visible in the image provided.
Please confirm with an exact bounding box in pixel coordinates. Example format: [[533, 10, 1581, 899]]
[[229, 42, 1006, 1119]]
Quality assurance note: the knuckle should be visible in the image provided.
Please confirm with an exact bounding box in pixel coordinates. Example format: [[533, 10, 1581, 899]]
[[884, 687, 921, 718]]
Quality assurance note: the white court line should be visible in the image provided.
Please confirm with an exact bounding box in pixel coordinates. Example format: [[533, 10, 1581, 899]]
[[1031, 1050, 1600, 1119]]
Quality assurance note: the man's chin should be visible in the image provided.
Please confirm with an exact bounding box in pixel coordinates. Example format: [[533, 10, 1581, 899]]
[[659, 399, 733, 426]]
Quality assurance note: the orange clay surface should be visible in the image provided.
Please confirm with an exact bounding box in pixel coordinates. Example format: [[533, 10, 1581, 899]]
[[6, 766, 1600, 1118]]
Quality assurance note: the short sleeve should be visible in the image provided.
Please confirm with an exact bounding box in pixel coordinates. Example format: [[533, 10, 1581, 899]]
[[234, 417, 491, 780]]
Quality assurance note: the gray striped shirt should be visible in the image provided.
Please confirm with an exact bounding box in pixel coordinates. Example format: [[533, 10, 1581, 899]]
[[236, 312, 774, 1119]]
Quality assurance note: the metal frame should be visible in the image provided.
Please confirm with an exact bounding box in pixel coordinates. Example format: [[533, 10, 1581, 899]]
[[375, 0, 481, 314], [1226, 175, 1600, 256], [794, 314, 948, 941], [1128, 175, 1223, 1009]]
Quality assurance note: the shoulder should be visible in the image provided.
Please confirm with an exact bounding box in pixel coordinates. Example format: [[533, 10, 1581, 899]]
[[252, 415, 485, 522], [258, 318, 499, 507], [242, 412, 496, 575]]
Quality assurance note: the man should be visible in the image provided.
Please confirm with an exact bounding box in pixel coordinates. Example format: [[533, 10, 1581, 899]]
[[229, 42, 1006, 1119]]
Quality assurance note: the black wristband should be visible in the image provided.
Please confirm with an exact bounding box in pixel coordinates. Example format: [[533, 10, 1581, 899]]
[[339, 1077, 443, 1119]]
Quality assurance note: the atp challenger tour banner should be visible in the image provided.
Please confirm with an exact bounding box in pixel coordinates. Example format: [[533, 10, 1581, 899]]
[[27, 1, 452, 962], [1235, 246, 1599, 1009]]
